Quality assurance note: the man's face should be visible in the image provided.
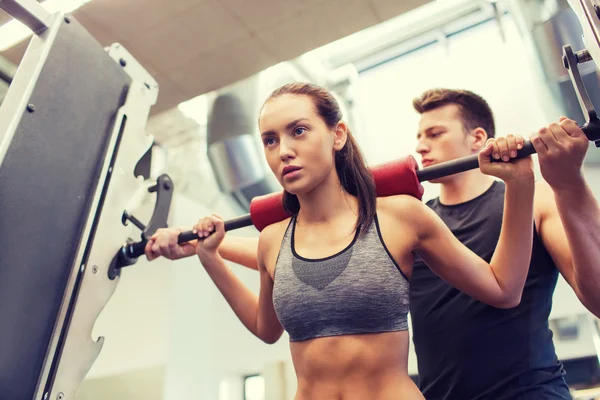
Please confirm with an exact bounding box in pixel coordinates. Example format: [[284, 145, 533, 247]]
[[416, 104, 477, 182]]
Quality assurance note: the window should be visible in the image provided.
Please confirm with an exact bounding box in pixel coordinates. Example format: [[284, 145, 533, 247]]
[[356, 12, 555, 201], [243, 374, 265, 400]]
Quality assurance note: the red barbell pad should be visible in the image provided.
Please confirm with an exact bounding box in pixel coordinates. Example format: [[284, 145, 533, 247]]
[[249, 191, 290, 232], [372, 155, 424, 198], [249, 155, 423, 231]]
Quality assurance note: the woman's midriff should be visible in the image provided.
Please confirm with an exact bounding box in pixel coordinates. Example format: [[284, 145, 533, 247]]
[[289, 330, 424, 400]]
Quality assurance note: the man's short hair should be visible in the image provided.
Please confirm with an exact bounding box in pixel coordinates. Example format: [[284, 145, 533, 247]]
[[412, 88, 495, 139]]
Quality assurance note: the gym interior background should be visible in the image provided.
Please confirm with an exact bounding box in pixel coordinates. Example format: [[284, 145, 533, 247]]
[[2, 0, 600, 399]]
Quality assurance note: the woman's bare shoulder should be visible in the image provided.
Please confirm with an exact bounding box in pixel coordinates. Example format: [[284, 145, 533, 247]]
[[257, 217, 293, 270], [377, 194, 427, 216], [376, 195, 435, 240]]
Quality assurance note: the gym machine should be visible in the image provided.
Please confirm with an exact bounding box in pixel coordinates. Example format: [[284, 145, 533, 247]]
[[1, 0, 600, 399], [0, 1, 162, 399]]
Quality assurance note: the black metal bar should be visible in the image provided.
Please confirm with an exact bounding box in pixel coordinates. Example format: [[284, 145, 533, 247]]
[[563, 45, 599, 126], [416, 114, 600, 181], [142, 174, 173, 238], [122, 141, 538, 261], [123, 211, 146, 231], [121, 119, 600, 263], [562, 45, 600, 147], [0, 68, 13, 84], [416, 141, 536, 182], [120, 213, 254, 262], [174, 214, 253, 243]]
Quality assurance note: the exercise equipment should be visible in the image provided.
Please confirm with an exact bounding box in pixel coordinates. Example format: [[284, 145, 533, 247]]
[[118, 101, 600, 267], [0, 1, 158, 399], [117, 34, 600, 266], [2, 0, 600, 398]]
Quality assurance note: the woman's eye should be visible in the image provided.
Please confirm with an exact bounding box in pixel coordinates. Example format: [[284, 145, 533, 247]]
[[264, 137, 276, 146], [293, 127, 307, 136]]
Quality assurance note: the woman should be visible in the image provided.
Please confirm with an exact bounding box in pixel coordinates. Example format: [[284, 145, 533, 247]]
[[146, 83, 535, 399]]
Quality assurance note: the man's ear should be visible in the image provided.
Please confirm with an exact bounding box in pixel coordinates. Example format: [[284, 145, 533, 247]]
[[333, 121, 349, 151], [470, 127, 488, 152]]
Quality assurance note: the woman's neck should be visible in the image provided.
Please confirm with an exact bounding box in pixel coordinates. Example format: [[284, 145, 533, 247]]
[[295, 169, 359, 227]]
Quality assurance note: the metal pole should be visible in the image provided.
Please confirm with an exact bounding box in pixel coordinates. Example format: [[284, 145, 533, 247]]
[[0, 0, 51, 33], [0, 68, 13, 84]]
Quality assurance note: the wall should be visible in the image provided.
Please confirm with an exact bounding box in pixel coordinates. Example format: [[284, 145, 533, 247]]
[[356, 12, 563, 203], [76, 366, 165, 400], [163, 193, 295, 400]]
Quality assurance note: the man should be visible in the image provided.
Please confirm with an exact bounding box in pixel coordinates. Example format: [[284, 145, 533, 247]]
[[409, 88, 600, 399], [146, 88, 600, 399]]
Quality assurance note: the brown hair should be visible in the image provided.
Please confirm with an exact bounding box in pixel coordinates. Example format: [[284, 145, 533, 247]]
[[263, 82, 376, 237], [412, 88, 495, 138]]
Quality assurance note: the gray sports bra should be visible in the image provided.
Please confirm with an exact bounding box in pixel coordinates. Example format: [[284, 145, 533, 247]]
[[272, 214, 410, 342]]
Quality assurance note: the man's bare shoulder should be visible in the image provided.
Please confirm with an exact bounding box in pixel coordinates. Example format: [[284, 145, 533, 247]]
[[534, 179, 556, 221]]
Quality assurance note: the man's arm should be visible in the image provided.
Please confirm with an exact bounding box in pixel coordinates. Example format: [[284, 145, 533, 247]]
[[531, 118, 600, 317], [536, 180, 600, 317], [218, 235, 259, 271]]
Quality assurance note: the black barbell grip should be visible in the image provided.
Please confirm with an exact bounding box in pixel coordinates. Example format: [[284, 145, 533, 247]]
[[417, 119, 600, 183], [416, 141, 536, 182], [176, 215, 253, 245], [124, 142, 537, 261], [123, 121, 600, 264], [126, 240, 148, 260], [125, 214, 255, 260]]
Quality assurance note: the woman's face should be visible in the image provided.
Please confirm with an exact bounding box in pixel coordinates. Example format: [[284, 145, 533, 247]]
[[259, 94, 342, 195]]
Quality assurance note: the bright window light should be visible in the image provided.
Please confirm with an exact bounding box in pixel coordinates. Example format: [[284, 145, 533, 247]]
[[0, 0, 91, 51], [177, 94, 209, 126], [244, 375, 265, 400]]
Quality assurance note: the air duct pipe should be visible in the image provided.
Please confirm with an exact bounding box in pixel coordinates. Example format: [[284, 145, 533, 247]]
[[206, 76, 279, 211]]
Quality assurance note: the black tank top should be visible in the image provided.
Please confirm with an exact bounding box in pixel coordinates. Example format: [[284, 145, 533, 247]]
[[410, 181, 566, 400]]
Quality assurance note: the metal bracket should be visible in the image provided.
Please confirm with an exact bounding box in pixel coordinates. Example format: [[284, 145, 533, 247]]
[[108, 173, 174, 277], [105, 43, 159, 105], [562, 45, 600, 146], [567, 0, 600, 68]]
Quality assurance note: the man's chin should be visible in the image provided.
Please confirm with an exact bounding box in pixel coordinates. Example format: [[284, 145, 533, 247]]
[[428, 176, 447, 185]]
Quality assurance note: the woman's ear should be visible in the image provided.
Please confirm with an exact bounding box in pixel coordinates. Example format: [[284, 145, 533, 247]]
[[333, 121, 349, 151]]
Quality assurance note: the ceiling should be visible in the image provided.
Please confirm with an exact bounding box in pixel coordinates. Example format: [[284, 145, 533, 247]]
[[0, 0, 431, 115]]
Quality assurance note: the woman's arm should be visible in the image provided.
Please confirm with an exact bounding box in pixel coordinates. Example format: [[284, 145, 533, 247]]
[[412, 137, 535, 308], [144, 224, 260, 271], [219, 235, 260, 271], [196, 216, 283, 343]]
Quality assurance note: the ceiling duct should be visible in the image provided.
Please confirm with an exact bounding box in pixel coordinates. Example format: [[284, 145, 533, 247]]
[[206, 76, 279, 211]]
